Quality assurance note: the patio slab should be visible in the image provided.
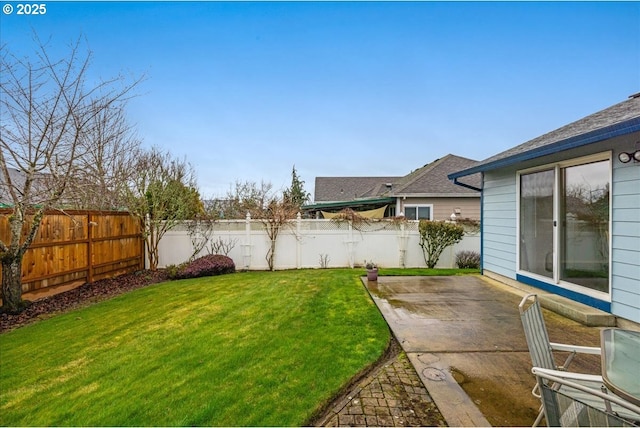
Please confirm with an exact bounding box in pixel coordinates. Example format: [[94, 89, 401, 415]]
[[364, 275, 603, 427]]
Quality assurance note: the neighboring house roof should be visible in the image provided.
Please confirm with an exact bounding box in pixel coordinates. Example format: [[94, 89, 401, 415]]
[[313, 154, 481, 203], [450, 93, 640, 180], [0, 167, 51, 206], [314, 176, 400, 202], [391, 154, 480, 196], [0, 168, 25, 205]]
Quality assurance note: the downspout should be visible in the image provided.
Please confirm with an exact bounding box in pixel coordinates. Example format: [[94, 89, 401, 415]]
[[450, 175, 484, 274], [479, 173, 484, 274], [453, 177, 482, 192]]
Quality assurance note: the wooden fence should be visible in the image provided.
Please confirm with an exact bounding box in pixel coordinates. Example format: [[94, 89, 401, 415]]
[[0, 210, 144, 295]]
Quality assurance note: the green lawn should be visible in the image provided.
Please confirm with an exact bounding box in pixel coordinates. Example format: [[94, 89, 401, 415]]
[[0, 267, 476, 426], [0, 269, 390, 426]]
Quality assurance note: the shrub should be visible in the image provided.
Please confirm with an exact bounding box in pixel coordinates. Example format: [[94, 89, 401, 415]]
[[418, 220, 465, 268], [174, 254, 236, 280], [455, 250, 480, 269], [165, 263, 187, 280]]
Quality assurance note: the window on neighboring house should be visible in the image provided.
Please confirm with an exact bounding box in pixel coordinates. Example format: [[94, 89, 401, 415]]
[[518, 154, 610, 296], [403, 205, 432, 220]]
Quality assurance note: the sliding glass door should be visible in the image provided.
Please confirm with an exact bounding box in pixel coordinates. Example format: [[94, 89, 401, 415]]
[[560, 160, 610, 292], [520, 169, 554, 279], [518, 155, 611, 296]]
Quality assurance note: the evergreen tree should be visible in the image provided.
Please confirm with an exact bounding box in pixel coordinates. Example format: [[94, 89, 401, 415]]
[[283, 165, 310, 209]]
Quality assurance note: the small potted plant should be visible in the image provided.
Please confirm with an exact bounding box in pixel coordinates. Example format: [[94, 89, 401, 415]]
[[365, 261, 378, 281]]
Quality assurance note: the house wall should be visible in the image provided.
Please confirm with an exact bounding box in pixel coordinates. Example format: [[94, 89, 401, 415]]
[[481, 138, 640, 324], [611, 149, 640, 322], [482, 169, 517, 278], [396, 197, 480, 221]]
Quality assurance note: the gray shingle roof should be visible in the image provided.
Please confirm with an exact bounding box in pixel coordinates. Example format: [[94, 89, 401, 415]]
[[314, 176, 400, 202], [0, 168, 29, 205], [450, 94, 640, 179], [391, 154, 480, 196], [314, 154, 481, 202]]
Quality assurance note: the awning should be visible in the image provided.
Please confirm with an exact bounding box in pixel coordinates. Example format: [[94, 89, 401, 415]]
[[302, 197, 395, 211], [321, 205, 387, 219]]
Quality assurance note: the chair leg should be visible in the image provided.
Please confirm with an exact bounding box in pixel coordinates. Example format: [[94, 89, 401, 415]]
[[532, 406, 544, 427]]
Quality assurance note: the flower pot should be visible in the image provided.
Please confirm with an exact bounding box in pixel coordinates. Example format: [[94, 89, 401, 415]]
[[367, 268, 378, 281]]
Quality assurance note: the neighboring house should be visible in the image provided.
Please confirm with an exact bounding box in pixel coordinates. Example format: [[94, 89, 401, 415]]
[[305, 154, 481, 220], [307, 176, 400, 218], [0, 168, 20, 207], [0, 167, 49, 207], [0, 167, 121, 210], [449, 93, 640, 324]]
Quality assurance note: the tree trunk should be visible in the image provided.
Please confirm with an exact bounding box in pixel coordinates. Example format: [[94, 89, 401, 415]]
[[267, 238, 276, 271], [1, 255, 28, 314]]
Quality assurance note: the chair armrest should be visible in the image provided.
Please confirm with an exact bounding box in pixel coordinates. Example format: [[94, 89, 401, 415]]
[[549, 342, 601, 354], [532, 367, 640, 416], [532, 367, 603, 383]]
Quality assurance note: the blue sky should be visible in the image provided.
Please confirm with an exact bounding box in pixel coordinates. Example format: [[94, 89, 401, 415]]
[[2, 1, 639, 199]]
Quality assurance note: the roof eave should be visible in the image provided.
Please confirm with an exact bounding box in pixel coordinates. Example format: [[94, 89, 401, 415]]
[[448, 116, 640, 180], [391, 193, 479, 198]]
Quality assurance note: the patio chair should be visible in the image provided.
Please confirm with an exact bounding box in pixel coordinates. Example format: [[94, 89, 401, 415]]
[[533, 367, 640, 426], [519, 293, 602, 426]]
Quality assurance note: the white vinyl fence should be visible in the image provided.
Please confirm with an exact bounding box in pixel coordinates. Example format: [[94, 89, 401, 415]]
[[156, 215, 480, 270]]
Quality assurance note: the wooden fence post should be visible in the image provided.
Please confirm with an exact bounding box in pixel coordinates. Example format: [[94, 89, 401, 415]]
[[88, 212, 94, 284]]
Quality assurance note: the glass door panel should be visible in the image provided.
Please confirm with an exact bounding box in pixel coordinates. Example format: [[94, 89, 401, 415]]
[[520, 169, 555, 278], [560, 160, 610, 292]]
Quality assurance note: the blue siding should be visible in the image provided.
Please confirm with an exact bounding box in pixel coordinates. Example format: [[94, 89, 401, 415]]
[[612, 220, 640, 238], [611, 289, 640, 322], [612, 207, 640, 222], [482, 170, 517, 279], [611, 156, 640, 323], [612, 248, 640, 266], [613, 275, 640, 294]]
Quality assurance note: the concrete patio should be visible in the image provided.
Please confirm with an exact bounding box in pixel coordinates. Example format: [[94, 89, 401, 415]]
[[364, 275, 608, 427]]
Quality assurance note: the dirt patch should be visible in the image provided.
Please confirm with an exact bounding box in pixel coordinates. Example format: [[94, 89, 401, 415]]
[[1, 270, 169, 333], [451, 367, 538, 426]]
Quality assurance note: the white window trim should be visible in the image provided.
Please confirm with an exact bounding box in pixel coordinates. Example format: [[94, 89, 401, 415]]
[[515, 151, 612, 302], [402, 204, 434, 220]]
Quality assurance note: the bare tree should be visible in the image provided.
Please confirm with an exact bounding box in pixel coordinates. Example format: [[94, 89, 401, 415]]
[[0, 36, 142, 313], [219, 179, 297, 270], [124, 147, 201, 271], [68, 106, 142, 210], [214, 180, 273, 219], [209, 236, 238, 256], [251, 195, 298, 271], [186, 214, 216, 261]]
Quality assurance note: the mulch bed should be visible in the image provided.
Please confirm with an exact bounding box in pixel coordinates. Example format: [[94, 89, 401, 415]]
[[0, 270, 169, 333]]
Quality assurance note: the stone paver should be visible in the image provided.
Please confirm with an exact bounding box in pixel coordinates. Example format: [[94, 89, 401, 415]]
[[317, 350, 447, 427]]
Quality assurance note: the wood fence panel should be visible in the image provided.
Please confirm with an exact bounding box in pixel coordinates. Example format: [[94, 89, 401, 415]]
[[89, 214, 143, 282], [0, 210, 143, 295]]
